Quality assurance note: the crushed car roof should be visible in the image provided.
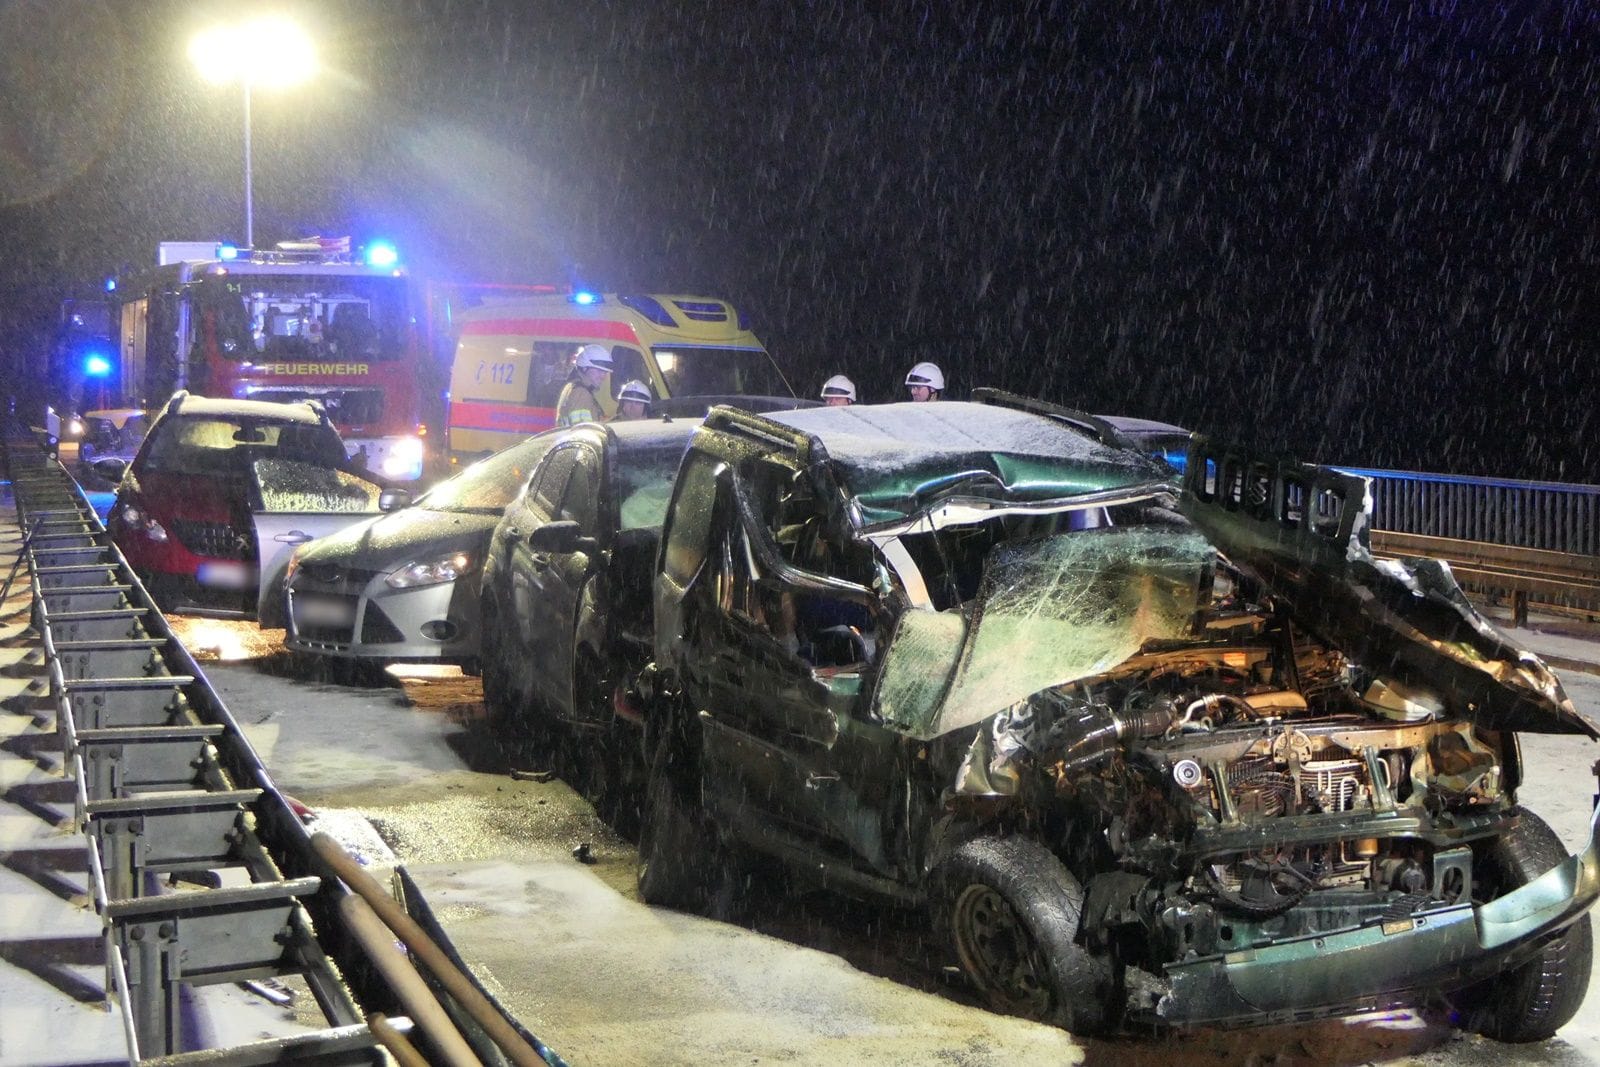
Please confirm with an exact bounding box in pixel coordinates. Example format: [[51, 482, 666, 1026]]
[[766, 401, 1172, 525]]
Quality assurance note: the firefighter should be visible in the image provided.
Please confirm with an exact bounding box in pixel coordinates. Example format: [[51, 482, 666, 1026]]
[[556, 344, 613, 427], [613, 379, 653, 421], [905, 362, 944, 402], [819, 374, 856, 406]]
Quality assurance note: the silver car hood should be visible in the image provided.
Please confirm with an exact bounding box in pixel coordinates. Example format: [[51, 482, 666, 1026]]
[[295, 507, 502, 572]]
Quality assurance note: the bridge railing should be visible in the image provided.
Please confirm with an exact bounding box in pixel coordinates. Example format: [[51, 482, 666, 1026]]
[[1337, 466, 1600, 557]]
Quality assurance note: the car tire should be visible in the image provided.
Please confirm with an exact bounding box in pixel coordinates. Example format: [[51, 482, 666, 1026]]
[[937, 836, 1116, 1033], [1447, 808, 1593, 1043], [636, 707, 710, 910]]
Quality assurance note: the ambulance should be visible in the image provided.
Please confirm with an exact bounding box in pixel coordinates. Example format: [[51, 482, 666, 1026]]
[[446, 292, 792, 461]]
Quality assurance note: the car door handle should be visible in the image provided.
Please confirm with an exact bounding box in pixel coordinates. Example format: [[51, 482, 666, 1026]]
[[805, 772, 840, 790], [273, 530, 316, 544]]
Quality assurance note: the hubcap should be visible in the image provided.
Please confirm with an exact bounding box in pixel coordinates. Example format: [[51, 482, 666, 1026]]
[[951, 884, 1053, 1018]]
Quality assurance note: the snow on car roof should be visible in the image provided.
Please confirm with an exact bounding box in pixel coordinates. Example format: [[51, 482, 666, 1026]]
[[170, 394, 326, 423], [606, 416, 702, 451], [766, 401, 1169, 524]]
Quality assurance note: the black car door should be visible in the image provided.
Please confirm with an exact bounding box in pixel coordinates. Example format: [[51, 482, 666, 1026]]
[[506, 444, 576, 703], [526, 442, 601, 719], [693, 513, 904, 878]]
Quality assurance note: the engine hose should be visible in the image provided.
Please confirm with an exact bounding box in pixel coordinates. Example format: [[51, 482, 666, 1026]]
[[1201, 860, 1316, 918], [1054, 703, 1176, 772]]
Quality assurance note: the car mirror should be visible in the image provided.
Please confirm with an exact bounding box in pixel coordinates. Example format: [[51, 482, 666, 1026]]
[[528, 519, 598, 555], [378, 487, 412, 512], [92, 457, 128, 483]]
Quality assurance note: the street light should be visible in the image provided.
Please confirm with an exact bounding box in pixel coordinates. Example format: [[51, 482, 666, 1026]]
[[188, 16, 317, 249]]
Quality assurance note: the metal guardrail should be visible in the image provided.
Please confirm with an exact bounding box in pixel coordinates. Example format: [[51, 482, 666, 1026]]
[[1339, 466, 1600, 557], [1, 419, 561, 1065], [1339, 466, 1600, 625]]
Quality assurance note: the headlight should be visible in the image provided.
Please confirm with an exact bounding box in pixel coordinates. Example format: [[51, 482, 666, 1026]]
[[66, 418, 85, 438], [386, 552, 471, 589], [118, 502, 167, 543], [381, 436, 426, 480]]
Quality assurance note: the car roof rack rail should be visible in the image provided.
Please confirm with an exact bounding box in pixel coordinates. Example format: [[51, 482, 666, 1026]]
[[969, 387, 1134, 450]]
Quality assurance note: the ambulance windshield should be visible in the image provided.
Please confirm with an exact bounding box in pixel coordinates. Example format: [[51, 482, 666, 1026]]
[[651, 346, 791, 398]]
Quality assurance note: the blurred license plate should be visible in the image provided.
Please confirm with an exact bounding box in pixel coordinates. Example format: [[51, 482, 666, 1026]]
[[197, 561, 254, 589], [297, 597, 355, 626]]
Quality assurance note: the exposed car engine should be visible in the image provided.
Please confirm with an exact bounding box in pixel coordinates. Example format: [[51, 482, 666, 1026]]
[[971, 561, 1517, 974]]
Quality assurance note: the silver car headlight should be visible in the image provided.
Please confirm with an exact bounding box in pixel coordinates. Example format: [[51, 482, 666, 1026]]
[[386, 552, 472, 589]]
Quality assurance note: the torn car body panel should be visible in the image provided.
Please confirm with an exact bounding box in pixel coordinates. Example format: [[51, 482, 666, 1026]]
[[1179, 440, 1596, 739], [1158, 802, 1600, 1026]]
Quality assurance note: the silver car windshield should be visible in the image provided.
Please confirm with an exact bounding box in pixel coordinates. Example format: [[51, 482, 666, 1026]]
[[417, 438, 555, 513]]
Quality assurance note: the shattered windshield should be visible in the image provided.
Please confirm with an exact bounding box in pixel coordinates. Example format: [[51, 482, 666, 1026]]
[[874, 525, 1215, 738]]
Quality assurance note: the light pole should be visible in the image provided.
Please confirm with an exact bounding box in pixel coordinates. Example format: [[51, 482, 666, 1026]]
[[188, 17, 317, 249]]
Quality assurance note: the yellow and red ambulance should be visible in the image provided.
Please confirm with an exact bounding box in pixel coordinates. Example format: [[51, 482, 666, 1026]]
[[446, 292, 791, 461]]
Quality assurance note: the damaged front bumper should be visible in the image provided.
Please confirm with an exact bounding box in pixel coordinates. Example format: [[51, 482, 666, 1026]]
[[1153, 803, 1600, 1027]]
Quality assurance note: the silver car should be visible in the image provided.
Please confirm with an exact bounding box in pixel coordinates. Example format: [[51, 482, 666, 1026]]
[[283, 434, 557, 668]]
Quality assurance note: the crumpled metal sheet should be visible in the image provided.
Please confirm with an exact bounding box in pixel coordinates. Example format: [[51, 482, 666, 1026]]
[[1179, 452, 1597, 739]]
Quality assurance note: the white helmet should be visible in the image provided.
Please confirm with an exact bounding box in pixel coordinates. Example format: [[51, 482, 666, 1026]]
[[575, 343, 613, 371], [819, 374, 856, 402], [905, 361, 944, 391], [617, 379, 652, 406]]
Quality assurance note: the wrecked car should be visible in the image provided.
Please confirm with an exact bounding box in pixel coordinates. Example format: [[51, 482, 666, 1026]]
[[636, 391, 1598, 1039], [103, 391, 384, 617]]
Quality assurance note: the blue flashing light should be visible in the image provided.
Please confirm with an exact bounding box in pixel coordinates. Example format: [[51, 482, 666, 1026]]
[[84, 353, 113, 378], [104, 277, 116, 292], [216, 243, 240, 261], [364, 241, 399, 268], [571, 290, 600, 306]]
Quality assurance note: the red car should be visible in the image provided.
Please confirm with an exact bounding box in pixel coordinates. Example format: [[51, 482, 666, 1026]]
[[101, 392, 381, 617]]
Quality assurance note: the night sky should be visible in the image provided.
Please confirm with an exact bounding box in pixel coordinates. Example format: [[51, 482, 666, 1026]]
[[2, 0, 1597, 481]]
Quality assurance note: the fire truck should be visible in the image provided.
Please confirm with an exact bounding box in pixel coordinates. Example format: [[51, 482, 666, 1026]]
[[111, 239, 433, 480]]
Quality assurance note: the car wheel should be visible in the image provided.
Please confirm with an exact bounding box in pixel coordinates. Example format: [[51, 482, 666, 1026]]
[[636, 707, 710, 909], [937, 836, 1116, 1033], [1447, 808, 1593, 1042]]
